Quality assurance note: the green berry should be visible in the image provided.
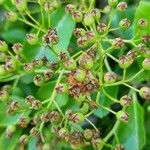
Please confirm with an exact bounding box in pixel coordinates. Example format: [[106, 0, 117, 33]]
[[0, 40, 8, 52], [13, 0, 27, 12], [72, 112, 85, 124], [64, 59, 77, 70], [83, 13, 94, 26], [119, 55, 133, 69], [33, 74, 45, 86], [91, 8, 101, 21], [18, 116, 30, 128], [6, 125, 16, 138], [52, 0, 61, 9], [5, 11, 18, 22], [27, 33, 38, 45], [12, 43, 23, 55], [142, 58, 150, 70], [75, 69, 86, 82], [44, 2, 54, 13], [0, 52, 6, 62], [116, 111, 129, 123], [58, 128, 69, 141], [104, 72, 117, 84], [119, 18, 131, 28], [139, 87, 150, 100], [19, 135, 29, 145], [117, 2, 128, 11], [72, 11, 83, 22], [0, 90, 9, 101], [83, 129, 93, 140], [138, 18, 148, 28], [120, 95, 132, 107]]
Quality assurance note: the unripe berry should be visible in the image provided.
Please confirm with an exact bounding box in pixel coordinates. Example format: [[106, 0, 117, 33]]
[[52, 0, 61, 9], [97, 23, 107, 33], [5, 11, 18, 22], [91, 8, 101, 21], [26, 33, 38, 45], [30, 127, 39, 137], [58, 128, 69, 141], [127, 50, 137, 60], [0, 90, 9, 101], [0, 52, 6, 62], [5, 125, 16, 138], [74, 28, 86, 38], [32, 99, 42, 110], [92, 138, 103, 149], [71, 112, 85, 124], [33, 74, 45, 86], [19, 135, 29, 145], [120, 95, 132, 107], [55, 83, 68, 93], [0, 40, 8, 52], [83, 129, 93, 140], [77, 37, 88, 48], [18, 116, 30, 128], [138, 18, 148, 28], [65, 4, 75, 15], [7, 101, 19, 115], [37, 0, 46, 5], [44, 2, 54, 13], [139, 87, 150, 100], [23, 63, 34, 73], [142, 58, 150, 70], [32, 59, 43, 68], [108, 0, 118, 7], [117, 2, 127, 11], [85, 31, 96, 44], [5, 58, 17, 72], [119, 55, 133, 69], [103, 5, 112, 14], [116, 111, 129, 123], [75, 69, 86, 82], [50, 111, 61, 123], [83, 13, 94, 26], [115, 144, 125, 150], [25, 95, 35, 105], [12, 43, 23, 55], [113, 37, 124, 49], [119, 18, 131, 28], [78, 53, 94, 70], [43, 143, 50, 150], [43, 69, 53, 81], [72, 11, 83, 22], [13, 0, 27, 12], [104, 72, 117, 84], [64, 59, 76, 70]]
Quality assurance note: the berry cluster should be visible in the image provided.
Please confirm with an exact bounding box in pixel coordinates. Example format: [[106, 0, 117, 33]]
[[0, 0, 149, 150]]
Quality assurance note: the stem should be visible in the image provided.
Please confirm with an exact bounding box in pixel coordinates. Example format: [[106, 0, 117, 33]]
[[123, 68, 126, 81], [85, 118, 99, 132], [129, 69, 144, 81], [106, 53, 119, 63], [123, 83, 139, 92], [104, 57, 112, 72], [48, 13, 51, 27]]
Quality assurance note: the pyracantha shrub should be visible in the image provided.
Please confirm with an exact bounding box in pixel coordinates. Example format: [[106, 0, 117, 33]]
[[0, 0, 150, 150]]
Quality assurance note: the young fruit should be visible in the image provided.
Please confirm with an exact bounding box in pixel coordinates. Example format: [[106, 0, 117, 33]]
[[74, 69, 86, 82], [117, 2, 128, 11], [83, 129, 93, 140], [44, 2, 54, 13], [33, 74, 45, 86], [12, 43, 23, 55], [13, 0, 27, 12], [5, 11, 18, 22], [58, 128, 69, 141], [142, 58, 150, 70], [5, 125, 16, 138], [108, 0, 118, 7], [119, 18, 131, 28], [72, 112, 85, 124], [19, 135, 29, 145], [139, 87, 150, 100], [104, 72, 117, 84], [64, 59, 76, 70], [26, 33, 38, 45], [138, 18, 148, 28], [72, 11, 83, 22], [55, 83, 68, 93], [83, 13, 94, 26], [116, 111, 129, 123], [0, 40, 8, 52], [120, 95, 132, 107], [119, 55, 133, 69]]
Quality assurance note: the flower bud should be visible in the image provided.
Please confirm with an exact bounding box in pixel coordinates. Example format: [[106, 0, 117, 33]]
[[119, 55, 133, 69], [119, 18, 131, 28], [30, 127, 39, 137], [5, 11, 18, 22], [78, 53, 94, 70], [91, 8, 101, 21], [32, 99, 42, 110], [113, 37, 124, 49], [74, 28, 86, 38], [108, 0, 118, 7], [18, 116, 30, 128], [64, 59, 76, 70], [44, 2, 54, 13], [19, 134, 29, 145], [138, 18, 148, 28], [58, 128, 69, 141], [65, 4, 75, 15], [97, 23, 107, 33], [83, 129, 93, 140], [23, 63, 34, 73], [116, 111, 129, 123], [26, 33, 38, 45], [104, 72, 117, 84], [142, 58, 150, 70], [33, 74, 45, 86], [6, 125, 16, 138], [75, 69, 86, 82], [120, 95, 132, 107], [72, 11, 83, 22], [55, 83, 68, 93], [0, 40, 8, 52], [139, 87, 150, 100], [12, 43, 23, 55], [83, 13, 94, 26], [117, 2, 127, 11]]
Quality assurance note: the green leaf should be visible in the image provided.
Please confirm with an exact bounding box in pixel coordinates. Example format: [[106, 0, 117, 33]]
[[116, 92, 146, 150], [94, 86, 118, 118]]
